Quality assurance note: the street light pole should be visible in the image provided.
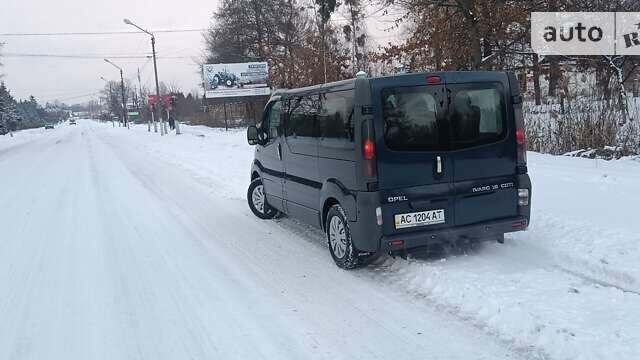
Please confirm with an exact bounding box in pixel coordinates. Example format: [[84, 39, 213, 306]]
[[100, 76, 115, 127], [119, 68, 128, 128], [124, 18, 163, 135], [104, 58, 128, 129], [137, 68, 149, 132]]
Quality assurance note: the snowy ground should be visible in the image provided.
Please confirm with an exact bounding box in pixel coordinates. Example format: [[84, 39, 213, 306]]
[[0, 120, 639, 360]]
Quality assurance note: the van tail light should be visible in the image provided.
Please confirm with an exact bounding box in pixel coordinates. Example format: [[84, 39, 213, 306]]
[[511, 219, 527, 228], [426, 75, 441, 85], [375, 206, 383, 226], [514, 104, 527, 165], [363, 139, 375, 160], [389, 239, 404, 247], [518, 188, 529, 206], [361, 120, 377, 178]]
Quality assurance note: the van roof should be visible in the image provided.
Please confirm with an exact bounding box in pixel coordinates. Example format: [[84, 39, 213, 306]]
[[369, 71, 509, 85], [275, 78, 355, 98], [270, 71, 511, 100]]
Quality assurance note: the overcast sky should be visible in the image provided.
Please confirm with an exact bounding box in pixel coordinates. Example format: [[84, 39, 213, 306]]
[[0, 0, 400, 104]]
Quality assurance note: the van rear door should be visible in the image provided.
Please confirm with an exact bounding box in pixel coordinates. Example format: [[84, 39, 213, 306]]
[[371, 75, 456, 237], [446, 74, 518, 226]]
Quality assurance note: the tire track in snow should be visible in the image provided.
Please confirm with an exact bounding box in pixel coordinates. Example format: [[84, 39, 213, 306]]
[[553, 265, 640, 296], [517, 215, 640, 295]]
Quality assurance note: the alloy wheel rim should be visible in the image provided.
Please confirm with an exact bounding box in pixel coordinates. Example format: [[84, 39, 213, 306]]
[[329, 216, 347, 259], [252, 185, 265, 213]]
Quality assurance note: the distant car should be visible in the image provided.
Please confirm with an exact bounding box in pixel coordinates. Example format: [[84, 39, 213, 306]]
[[45, 124, 54, 129], [69, 119, 77, 125]]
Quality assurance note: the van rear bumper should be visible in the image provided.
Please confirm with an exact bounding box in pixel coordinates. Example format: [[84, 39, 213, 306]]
[[379, 216, 529, 251]]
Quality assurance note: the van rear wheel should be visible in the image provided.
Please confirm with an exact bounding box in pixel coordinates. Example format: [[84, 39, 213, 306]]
[[247, 178, 279, 219], [326, 204, 361, 269]]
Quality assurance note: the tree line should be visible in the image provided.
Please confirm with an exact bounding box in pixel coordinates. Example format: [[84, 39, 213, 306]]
[[1, 82, 67, 133], [201, 0, 640, 154], [202, 0, 640, 106]]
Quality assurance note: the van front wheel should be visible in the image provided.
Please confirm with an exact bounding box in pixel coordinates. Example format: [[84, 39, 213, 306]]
[[247, 178, 279, 219], [326, 204, 361, 269]]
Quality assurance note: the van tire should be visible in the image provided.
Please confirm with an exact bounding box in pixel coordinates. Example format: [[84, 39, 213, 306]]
[[247, 178, 279, 219], [326, 204, 361, 269]]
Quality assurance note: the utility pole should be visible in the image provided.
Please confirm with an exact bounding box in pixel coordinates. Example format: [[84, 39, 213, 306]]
[[124, 18, 164, 135], [138, 68, 150, 132], [104, 58, 128, 129], [100, 76, 115, 127], [119, 68, 128, 128], [110, 82, 115, 127], [153, 36, 165, 136]]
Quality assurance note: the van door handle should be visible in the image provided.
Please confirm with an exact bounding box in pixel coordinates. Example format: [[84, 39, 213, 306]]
[[436, 155, 443, 175], [277, 143, 282, 161]]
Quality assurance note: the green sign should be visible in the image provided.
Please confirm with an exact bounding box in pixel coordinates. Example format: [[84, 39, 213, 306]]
[[128, 111, 140, 120]]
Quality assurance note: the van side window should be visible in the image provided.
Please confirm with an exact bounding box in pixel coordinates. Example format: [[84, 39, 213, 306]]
[[450, 87, 505, 149], [266, 101, 282, 139], [318, 91, 354, 145], [285, 96, 318, 138], [382, 86, 444, 151]]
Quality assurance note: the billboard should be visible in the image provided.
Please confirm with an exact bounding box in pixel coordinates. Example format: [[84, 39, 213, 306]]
[[203, 62, 270, 99]]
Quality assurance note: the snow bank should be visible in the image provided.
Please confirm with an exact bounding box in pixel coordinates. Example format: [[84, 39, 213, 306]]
[[110, 124, 252, 200]]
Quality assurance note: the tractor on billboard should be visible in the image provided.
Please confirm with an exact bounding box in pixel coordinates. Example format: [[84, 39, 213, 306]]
[[207, 69, 238, 89]]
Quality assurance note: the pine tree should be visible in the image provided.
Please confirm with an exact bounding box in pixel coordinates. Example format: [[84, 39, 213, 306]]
[[0, 82, 21, 134]]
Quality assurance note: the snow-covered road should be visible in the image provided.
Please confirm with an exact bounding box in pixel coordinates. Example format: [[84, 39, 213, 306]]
[[0, 122, 525, 359], [1, 120, 639, 360]]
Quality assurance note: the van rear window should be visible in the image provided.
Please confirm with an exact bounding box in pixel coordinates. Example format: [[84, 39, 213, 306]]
[[450, 87, 506, 149], [382, 84, 506, 151], [382, 86, 445, 151]]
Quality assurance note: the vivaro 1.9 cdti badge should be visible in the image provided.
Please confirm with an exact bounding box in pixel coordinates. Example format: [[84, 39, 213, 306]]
[[246, 71, 531, 269]]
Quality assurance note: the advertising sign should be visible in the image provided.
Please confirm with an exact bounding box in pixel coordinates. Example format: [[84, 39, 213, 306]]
[[203, 62, 270, 99], [531, 12, 640, 55], [148, 95, 158, 107], [161, 95, 174, 110]]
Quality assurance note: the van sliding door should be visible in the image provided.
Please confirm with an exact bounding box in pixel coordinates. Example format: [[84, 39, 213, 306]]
[[282, 95, 321, 226]]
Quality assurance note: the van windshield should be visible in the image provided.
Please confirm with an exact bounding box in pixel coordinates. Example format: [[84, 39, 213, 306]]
[[382, 84, 506, 151]]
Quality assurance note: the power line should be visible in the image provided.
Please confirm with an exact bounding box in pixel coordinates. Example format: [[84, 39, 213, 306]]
[[2, 53, 191, 59], [3, 53, 151, 59], [56, 91, 103, 102], [0, 29, 205, 37]]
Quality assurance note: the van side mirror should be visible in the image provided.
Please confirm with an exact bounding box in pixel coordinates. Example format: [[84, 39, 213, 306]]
[[247, 126, 260, 145]]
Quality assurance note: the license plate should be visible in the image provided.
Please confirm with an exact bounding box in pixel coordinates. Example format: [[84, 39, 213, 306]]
[[394, 209, 445, 229]]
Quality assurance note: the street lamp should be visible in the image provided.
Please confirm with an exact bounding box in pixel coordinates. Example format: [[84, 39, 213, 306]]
[[124, 18, 167, 135], [100, 76, 115, 127], [104, 58, 128, 128]]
